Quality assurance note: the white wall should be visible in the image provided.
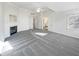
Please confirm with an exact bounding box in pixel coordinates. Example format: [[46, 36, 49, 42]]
[[28, 15, 33, 29], [35, 14, 42, 29], [17, 8, 30, 32], [0, 3, 4, 41], [48, 9, 79, 38]]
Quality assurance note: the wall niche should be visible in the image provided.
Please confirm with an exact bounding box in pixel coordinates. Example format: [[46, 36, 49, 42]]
[[9, 15, 17, 23], [9, 15, 17, 27]]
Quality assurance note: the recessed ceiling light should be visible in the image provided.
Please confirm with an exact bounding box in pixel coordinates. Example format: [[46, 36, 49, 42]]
[[36, 8, 41, 13]]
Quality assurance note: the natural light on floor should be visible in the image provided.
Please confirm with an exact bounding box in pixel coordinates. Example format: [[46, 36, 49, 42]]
[[35, 32, 48, 36], [0, 41, 13, 54]]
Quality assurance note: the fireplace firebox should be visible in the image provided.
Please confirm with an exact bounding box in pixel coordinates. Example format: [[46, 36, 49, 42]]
[[10, 26, 17, 35]]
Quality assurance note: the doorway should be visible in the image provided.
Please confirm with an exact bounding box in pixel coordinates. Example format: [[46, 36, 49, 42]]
[[42, 17, 48, 31]]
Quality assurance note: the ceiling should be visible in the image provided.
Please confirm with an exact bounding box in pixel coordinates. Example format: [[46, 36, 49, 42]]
[[12, 2, 79, 12]]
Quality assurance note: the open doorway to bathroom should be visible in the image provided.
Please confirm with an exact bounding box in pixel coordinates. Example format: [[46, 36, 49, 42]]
[[32, 15, 48, 31]]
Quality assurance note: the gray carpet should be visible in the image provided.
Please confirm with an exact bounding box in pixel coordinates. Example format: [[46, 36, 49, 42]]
[[1, 29, 79, 56]]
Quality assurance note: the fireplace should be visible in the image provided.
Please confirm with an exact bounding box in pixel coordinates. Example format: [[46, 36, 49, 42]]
[[10, 26, 17, 35]]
